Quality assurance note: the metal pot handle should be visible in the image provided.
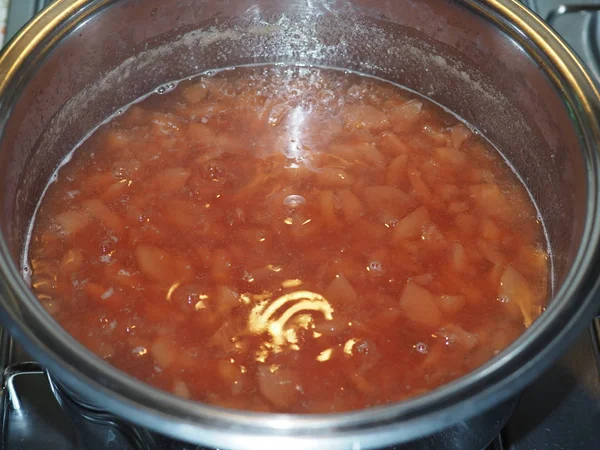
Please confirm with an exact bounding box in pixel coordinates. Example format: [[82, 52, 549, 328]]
[[2, 362, 155, 450], [3, 361, 44, 410]]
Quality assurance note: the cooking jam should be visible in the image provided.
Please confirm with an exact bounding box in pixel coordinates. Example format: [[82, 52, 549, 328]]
[[28, 66, 549, 413]]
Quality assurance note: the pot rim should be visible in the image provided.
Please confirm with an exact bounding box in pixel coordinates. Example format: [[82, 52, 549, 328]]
[[0, 0, 599, 448]]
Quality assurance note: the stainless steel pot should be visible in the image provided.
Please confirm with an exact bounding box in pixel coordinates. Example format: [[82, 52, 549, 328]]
[[0, 1, 599, 449]]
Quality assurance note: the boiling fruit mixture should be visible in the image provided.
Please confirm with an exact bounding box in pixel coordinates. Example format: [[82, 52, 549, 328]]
[[28, 66, 549, 413]]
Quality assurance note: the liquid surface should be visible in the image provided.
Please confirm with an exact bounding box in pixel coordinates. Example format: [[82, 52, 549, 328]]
[[29, 66, 549, 413]]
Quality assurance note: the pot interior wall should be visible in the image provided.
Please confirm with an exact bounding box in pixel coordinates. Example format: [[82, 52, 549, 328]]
[[0, 0, 585, 310]]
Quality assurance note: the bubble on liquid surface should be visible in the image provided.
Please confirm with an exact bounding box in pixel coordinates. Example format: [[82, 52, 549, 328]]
[[497, 295, 510, 304], [415, 342, 428, 354], [368, 260, 383, 274], [156, 83, 176, 95], [283, 195, 306, 208]]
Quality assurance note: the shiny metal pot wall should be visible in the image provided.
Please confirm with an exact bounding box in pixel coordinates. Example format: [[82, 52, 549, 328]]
[[0, 1, 599, 449]]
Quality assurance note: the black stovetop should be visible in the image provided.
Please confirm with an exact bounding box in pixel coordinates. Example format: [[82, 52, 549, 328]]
[[1, 1, 600, 449]]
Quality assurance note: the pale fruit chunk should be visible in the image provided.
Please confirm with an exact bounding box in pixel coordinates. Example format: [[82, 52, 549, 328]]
[[386, 155, 409, 187], [265, 102, 292, 126], [151, 337, 176, 369], [514, 244, 548, 277], [257, 366, 300, 409], [315, 167, 353, 187], [399, 281, 442, 327], [187, 123, 216, 144], [487, 262, 505, 288], [150, 167, 191, 193], [82, 282, 109, 302], [411, 273, 434, 286], [328, 143, 362, 162], [162, 199, 202, 228], [135, 245, 192, 283], [104, 130, 129, 150], [344, 104, 389, 131], [470, 183, 512, 220], [392, 206, 430, 243], [150, 112, 181, 135], [208, 320, 237, 350], [234, 169, 273, 201], [360, 143, 387, 169], [454, 212, 478, 236], [377, 132, 409, 156], [216, 285, 240, 315], [211, 249, 234, 284], [389, 100, 423, 133], [324, 273, 358, 304], [450, 123, 471, 148], [82, 172, 116, 194], [434, 147, 467, 166], [173, 380, 191, 399], [82, 199, 124, 233], [438, 324, 478, 350], [363, 185, 416, 218], [450, 242, 469, 273], [112, 159, 141, 181], [480, 217, 502, 242], [54, 211, 90, 236], [447, 201, 470, 214], [499, 265, 541, 327], [105, 264, 142, 290], [437, 294, 466, 315], [421, 222, 447, 252], [101, 181, 128, 201], [182, 82, 208, 103], [422, 125, 449, 145], [217, 359, 245, 395], [136, 245, 171, 281], [320, 190, 337, 226], [408, 170, 432, 201], [477, 239, 506, 266], [437, 184, 460, 202], [217, 133, 251, 154], [337, 190, 365, 223], [348, 372, 376, 395]]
